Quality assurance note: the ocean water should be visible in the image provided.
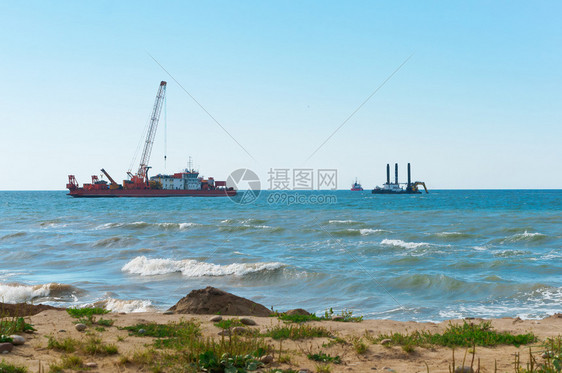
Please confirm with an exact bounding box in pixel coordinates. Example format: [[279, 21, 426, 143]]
[[0, 190, 560, 321]]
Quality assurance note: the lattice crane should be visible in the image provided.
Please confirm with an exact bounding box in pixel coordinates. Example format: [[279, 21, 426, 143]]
[[134, 81, 167, 183]]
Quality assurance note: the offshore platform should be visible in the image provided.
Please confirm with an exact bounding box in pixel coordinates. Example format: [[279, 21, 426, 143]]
[[372, 163, 428, 194]]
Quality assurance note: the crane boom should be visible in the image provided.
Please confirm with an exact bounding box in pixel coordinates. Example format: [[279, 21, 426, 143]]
[[137, 81, 167, 180]]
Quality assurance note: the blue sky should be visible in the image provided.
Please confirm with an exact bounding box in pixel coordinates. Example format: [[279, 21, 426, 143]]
[[1, 1, 560, 190]]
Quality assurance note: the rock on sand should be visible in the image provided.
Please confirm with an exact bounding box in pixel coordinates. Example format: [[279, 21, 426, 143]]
[[167, 286, 272, 317]]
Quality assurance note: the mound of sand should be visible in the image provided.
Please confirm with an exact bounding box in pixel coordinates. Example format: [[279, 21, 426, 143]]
[[0, 302, 63, 317], [167, 286, 272, 317]]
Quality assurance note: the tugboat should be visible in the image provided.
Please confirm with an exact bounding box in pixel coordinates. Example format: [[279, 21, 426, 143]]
[[372, 163, 428, 194], [351, 179, 364, 191]]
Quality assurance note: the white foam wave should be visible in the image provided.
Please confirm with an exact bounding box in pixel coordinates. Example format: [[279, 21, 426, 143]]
[[359, 228, 389, 236], [381, 239, 428, 249], [0, 282, 79, 304], [328, 220, 356, 224], [91, 298, 154, 313], [504, 231, 547, 243], [122, 256, 284, 277], [96, 222, 199, 230]]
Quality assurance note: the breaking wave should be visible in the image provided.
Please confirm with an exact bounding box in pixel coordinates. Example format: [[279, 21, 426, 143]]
[[91, 298, 155, 313], [219, 225, 283, 233], [503, 231, 547, 243], [122, 256, 285, 277], [380, 239, 429, 250], [0, 282, 82, 304], [96, 222, 200, 231], [332, 228, 389, 237]]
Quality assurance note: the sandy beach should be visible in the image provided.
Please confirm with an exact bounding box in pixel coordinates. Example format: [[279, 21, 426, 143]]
[[2, 304, 561, 373]]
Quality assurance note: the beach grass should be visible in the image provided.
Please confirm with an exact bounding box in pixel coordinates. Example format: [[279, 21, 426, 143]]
[[307, 351, 341, 364], [66, 307, 109, 318], [0, 360, 28, 373], [371, 320, 536, 348], [119, 319, 270, 372], [275, 308, 362, 323], [263, 324, 332, 340]]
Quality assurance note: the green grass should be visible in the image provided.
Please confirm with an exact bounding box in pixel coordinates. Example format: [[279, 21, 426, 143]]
[[46, 335, 117, 356], [66, 307, 109, 318], [0, 360, 28, 373], [214, 318, 243, 329], [374, 321, 536, 348], [264, 324, 332, 340], [96, 318, 114, 327], [515, 336, 562, 373], [48, 354, 83, 371], [277, 313, 323, 323], [275, 308, 362, 323], [307, 352, 341, 364], [47, 336, 79, 353], [120, 319, 271, 372], [0, 316, 35, 336], [83, 336, 118, 355]]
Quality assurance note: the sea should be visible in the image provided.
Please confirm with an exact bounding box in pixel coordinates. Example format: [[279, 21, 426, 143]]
[[0, 190, 560, 322]]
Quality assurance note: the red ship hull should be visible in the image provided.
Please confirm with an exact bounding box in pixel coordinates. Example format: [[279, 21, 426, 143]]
[[67, 189, 236, 198]]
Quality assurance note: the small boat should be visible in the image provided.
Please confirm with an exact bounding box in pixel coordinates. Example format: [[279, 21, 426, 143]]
[[351, 179, 364, 191]]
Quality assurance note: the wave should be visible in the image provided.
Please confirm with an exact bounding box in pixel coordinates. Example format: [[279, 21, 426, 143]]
[[429, 232, 474, 241], [39, 220, 67, 228], [93, 236, 139, 248], [0, 232, 27, 240], [331, 228, 389, 237], [90, 298, 155, 313], [220, 218, 267, 225], [505, 231, 547, 243], [0, 282, 82, 304], [122, 256, 285, 277], [96, 222, 201, 231], [380, 239, 429, 250], [493, 249, 532, 258], [219, 225, 283, 233]]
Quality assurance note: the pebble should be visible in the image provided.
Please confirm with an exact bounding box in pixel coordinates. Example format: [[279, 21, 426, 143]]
[[9, 335, 25, 345], [240, 318, 256, 326], [209, 315, 223, 322], [138, 329, 146, 335], [454, 367, 474, 373], [75, 323, 87, 332], [260, 355, 273, 364], [332, 315, 344, 321], [218, 330, 231, 336], [163, 311, 174, 315], [298, 370, 312, 373], [0, 343, 13, 354], [380, 338, 392, 345], [232, 327, 247, 334], [84, 362, 98, 368], [58, 330, 66, 333]]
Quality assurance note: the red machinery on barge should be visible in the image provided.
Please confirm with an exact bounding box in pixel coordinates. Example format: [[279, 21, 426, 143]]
[[66, 81, 236, 198]]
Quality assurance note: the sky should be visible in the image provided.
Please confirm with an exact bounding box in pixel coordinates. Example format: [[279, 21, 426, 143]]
[[1, 1, 561, 190]]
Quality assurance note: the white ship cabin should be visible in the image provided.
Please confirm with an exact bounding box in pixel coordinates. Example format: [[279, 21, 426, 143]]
[[150, 171, 202, 190]]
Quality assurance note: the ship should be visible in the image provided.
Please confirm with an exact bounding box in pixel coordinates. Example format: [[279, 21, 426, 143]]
[[66, 81, 236, 198], [371, 163, 428, 194], [351, 178, 364, 191]]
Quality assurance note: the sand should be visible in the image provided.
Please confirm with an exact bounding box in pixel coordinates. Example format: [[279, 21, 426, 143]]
[[2, 309, 561, 372]]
